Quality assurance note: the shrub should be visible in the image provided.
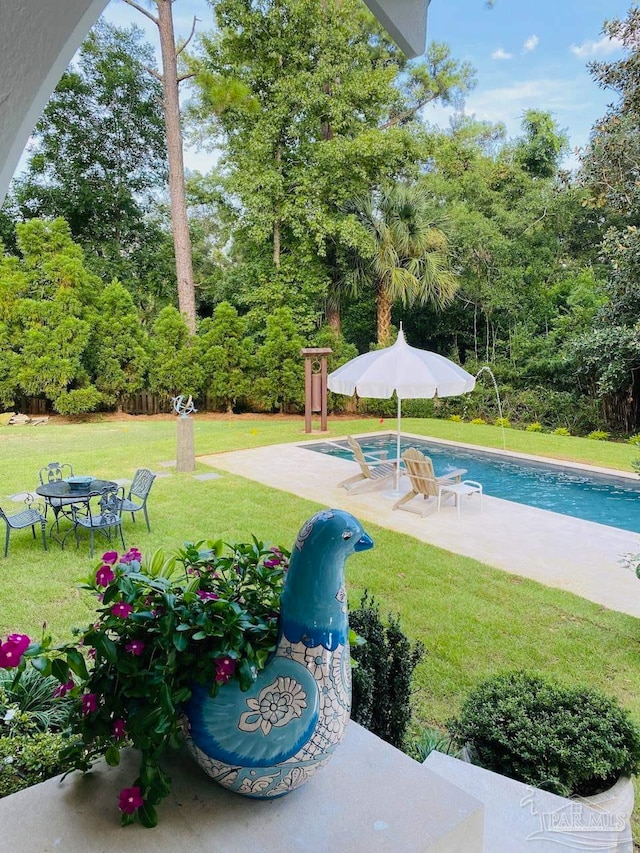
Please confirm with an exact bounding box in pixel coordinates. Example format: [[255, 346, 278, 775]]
[[470, 417, 486, 425], [0, 667, 76, 798], [449, 414, 463, 422], [526, 422, 543, 432], [447, 671, 640, 797], [349, 592, 424, 750], [494, 417, 511, 428], [587, 430, 609, 441], [552, 427, 571, 436], [628, 434, 640, 446], [0, 731, 69, 798], [53, 386, 103, 416]]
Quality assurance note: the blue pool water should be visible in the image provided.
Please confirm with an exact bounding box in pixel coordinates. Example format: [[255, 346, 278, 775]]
[[304, 434, 640, 533]]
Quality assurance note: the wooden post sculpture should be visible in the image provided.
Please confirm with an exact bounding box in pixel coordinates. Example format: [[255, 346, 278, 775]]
[[173, 395, 196, 472], [301, 348, 332, 434]]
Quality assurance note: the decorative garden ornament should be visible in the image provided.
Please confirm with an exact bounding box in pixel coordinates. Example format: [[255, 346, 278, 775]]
[[172, 394, 197, 472], [172, 394, 197, 418], [182, 509, 374, 798]]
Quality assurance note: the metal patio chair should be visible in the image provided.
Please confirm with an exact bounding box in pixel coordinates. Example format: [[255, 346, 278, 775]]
[[0, 495, 47, 557], [70, 486, 125, 557], [121, 468, 156, 532], [38, 461, 77, 533]]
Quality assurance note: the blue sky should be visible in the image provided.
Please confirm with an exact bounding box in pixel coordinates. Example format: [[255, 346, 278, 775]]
[[423, 0, 630, 167], [102, 0, 629, 171]]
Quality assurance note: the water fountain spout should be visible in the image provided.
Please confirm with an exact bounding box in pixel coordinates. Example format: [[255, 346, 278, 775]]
[[475, 366, 506, 450]]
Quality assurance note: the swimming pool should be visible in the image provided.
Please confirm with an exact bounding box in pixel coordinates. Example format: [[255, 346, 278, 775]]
[[304, 433, 640, 533]]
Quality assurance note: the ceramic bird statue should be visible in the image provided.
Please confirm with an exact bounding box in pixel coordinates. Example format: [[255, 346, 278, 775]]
[[182, 509, 373, 798]]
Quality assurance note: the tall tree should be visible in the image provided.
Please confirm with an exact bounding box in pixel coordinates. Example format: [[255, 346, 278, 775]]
[[192, 0, 474, 333], [514, 109, 569, 179], [577, 7, 640, 430], [124, 0, 198, 332], [0, 219, 105, 413], [10, 20, 169, 289], [343, 184, 458, 346]]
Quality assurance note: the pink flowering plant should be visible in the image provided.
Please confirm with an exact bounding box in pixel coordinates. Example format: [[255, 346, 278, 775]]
[[0, 539, 288, 827]]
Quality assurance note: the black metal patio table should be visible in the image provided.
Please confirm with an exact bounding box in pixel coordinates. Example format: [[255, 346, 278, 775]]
[[36, 479, 118, 546]]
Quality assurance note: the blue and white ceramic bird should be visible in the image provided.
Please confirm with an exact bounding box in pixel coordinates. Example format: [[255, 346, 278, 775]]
[[182, 509, 373, 798]]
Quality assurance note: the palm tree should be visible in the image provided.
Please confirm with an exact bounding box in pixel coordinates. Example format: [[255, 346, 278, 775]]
[[344, 184, 458, 346]]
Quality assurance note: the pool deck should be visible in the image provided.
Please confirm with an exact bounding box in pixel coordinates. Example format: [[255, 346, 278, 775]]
[[198, 433, 640, 620]]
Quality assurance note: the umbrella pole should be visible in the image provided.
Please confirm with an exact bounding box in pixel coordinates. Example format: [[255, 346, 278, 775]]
[[383, 396, 405, 500], [395, 395, 402, 491]]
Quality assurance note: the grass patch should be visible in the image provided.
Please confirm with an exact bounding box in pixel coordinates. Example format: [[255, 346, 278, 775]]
[[1, 414, 640, 828]]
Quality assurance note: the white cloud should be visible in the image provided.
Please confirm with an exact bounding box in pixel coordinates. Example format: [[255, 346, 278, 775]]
[[422, 77, 585, 143], [570, 35, 623, 59], [491, 48, 513, 61], [523, 34, 539, 53]]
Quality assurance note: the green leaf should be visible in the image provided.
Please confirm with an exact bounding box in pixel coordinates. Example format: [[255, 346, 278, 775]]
[[160, 683, 174, 715], [173, 632, 188, 652], [105, 746, 120, 766], [138, 803, 158, 828], [51, 657, 70, 683], [66, 648, 89, 679], [30, 656, 51, 675], [93, 632, 118, 663], [238, 657, 255, 691]]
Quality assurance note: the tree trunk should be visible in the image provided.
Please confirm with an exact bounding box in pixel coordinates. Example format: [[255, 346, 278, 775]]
[[156, 0, 196, 334], [327, 306, 341, 333], [377, 286, 392, 346], [273, 218, 281, 268], [473, 305, 478, 360]]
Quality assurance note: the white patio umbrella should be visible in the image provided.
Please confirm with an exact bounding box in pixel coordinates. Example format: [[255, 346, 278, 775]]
[[327, 326, 476, 494]]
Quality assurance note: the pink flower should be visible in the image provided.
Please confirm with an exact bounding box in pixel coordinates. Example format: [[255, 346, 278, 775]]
[[214, 656, 236, 684], [0, 634, 30, 669], [197, 590, 219, 601], [111, 603, 133, 619], [125, 640, 145, 656], [263, 558, 281, 567], [120, 548, 142, 565], [53, 679, 74, 699], [102, 551, 119, 565], [88, 648, 96, 659], [95, 565, 115, 587], [113, 718, 127, 740], [81, 693, 98, 714], [118, 786, 144, 815]]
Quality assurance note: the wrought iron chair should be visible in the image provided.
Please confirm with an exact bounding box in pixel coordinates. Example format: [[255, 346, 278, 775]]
[[38, 462, 77, 534], [0, 495, 47, 557], [121, 468, 156, 532], [70, 486, 125, 557], [39, 462, 74, 484]]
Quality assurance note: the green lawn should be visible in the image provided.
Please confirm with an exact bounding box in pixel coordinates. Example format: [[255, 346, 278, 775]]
[[1, 415, 640, 746]]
